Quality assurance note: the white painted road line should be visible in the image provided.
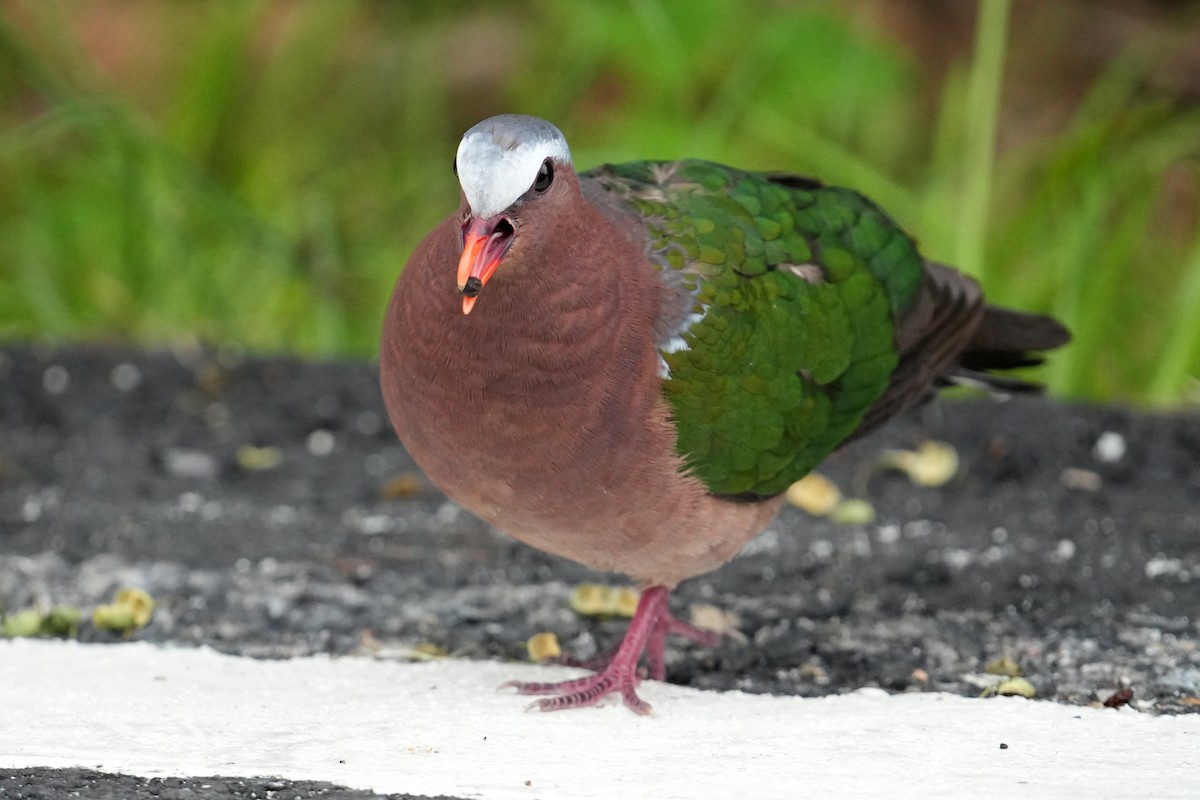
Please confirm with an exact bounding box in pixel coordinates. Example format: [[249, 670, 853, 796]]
[[1, 639, 1197, 799]]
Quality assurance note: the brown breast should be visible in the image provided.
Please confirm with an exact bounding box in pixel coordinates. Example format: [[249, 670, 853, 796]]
[[379, 199, 781, 587]]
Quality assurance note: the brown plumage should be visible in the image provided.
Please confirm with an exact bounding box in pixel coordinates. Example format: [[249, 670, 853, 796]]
[[381, 169, 780, 589], [380, 115, 1069, 714]]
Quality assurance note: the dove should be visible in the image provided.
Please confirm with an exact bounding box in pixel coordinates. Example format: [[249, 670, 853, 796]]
[[380, 114, 1068, 714]]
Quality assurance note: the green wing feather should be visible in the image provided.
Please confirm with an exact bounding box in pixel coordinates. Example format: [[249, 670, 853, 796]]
[[584, 160, 924, 496]]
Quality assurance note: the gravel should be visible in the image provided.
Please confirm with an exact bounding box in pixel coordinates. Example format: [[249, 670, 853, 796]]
[[2, 342, 1198, 712]]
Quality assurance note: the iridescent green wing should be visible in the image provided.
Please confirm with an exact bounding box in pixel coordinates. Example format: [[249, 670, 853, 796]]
[[584, 160, 924, 496]]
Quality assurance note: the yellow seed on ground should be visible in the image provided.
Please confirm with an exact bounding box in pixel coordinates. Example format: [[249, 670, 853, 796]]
[[785, 473, 842, 515], [42, 605, 81, 637], [409, 642, 448, 660], [984, 655, 1023, 677], [1, 608, 44, 638], [92, 604, 137, 633], [113, 587, 155, 629], [1060, 467, 1102, 492], [379, 472, 425, 500], [995, 677, 1037, 698], [613, 587, 640, 617], [688, 603, 740, 634], [92, 588, 155, 635], [569, 584, 607, 615], [569, 584, 640, 617], [236, 445, 282, 471], [829, 498, 875, 525], [526, 632, 561, 662], [882, 440, 959, 487]]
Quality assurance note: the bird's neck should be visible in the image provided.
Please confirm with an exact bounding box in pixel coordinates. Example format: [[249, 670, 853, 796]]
[[446, 211, 658, 397]]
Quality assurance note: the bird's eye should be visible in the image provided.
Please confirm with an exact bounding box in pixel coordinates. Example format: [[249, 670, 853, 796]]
[[533, 158, 553, 193]]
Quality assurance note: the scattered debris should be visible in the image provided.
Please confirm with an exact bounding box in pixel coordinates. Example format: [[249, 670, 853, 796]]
[[786, 473, 841, 515], [688, 604, 741, 636], [1051, 539, 1077, 563], [2, 346, 1196, 716], [306, 429, 336, 457], [799, 663, 828, 682], [110, 362, 142, 392], [992, 677, 1037, 699], [526, 632, 561, 662], [92, 588, 155, 636], [237, 445, 282, 471], [829, 498, 875, 525], [786, 472, 876, 525], [880, 440, 959, 487], [42, 364, 69, 395], [1093, 431, 1127, 464], [985, 656, 1023, 678], [1060, 467, 1102, 492], [569, 584, 639, 617], [406, 643, 448, 661], [1, 608, 44, 638], [1103, 687, 1134, 709], [1144, 556, 1187, 581], [379, 472, 425, 500], [2, 604, 92, 639], [40, 605, 81, 637], [162, 448, 219, 480]]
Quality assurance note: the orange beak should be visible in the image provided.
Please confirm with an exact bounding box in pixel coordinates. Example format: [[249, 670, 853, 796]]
[[456, 215, 514, 315]]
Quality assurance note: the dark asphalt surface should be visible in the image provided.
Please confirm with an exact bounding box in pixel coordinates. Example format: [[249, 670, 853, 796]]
[[1, 342, 1198, 797]]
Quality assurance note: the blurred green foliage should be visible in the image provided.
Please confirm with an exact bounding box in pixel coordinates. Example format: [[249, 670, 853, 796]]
[[0, 0, 1198, 405]]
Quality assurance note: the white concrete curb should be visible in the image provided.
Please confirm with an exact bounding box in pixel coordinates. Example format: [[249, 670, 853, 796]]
[[1, 639, 1197, 799]]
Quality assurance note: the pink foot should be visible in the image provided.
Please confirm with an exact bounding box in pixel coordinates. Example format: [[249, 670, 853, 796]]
[[502, 586, 722, 714]]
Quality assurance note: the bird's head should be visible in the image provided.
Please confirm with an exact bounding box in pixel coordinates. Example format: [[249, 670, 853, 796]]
[[452, 115, 574, 315]]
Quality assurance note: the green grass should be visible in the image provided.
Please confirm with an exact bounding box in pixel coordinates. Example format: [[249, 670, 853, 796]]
[[0, 0, 1198, 405]]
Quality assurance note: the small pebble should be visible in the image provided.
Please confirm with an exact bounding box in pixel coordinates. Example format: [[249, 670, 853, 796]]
[[110, 362, 142, 392], [203, 402, 231, 430], [355, 410, 383, 436], [688, 603, 740, 634], [1093, 431, 1126, 464], [163, 448, 219, 480], [42, 364, 69, 395], [307, 429, 336, 457], [1053, 539, 1076, 562], [1144, 556, 1184, 580], [1060, 467, 1102, 492]]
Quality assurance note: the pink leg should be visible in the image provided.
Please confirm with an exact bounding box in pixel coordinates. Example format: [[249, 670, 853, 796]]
[[502, 586, 723, 714], [645, 614, 722, 681]]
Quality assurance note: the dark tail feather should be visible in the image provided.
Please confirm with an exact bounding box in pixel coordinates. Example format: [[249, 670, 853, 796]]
[[842, 264, 1071, 449], [951, 305, 1071, 393]]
